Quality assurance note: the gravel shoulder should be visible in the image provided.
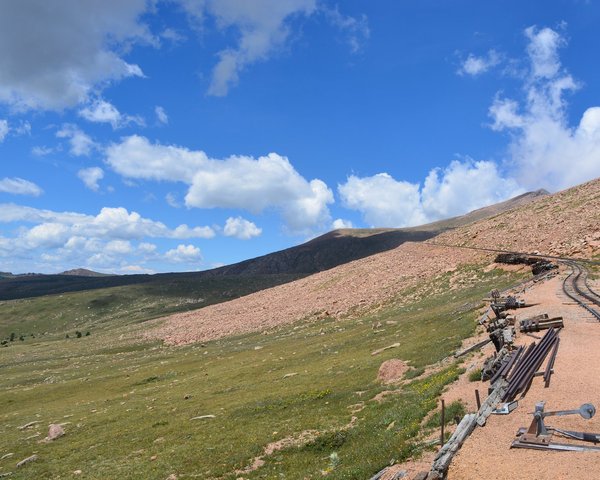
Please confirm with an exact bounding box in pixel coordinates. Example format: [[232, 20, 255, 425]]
[[448, 269, 600, 479]]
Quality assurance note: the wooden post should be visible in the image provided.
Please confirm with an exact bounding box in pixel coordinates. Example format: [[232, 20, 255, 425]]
[[440, 399, 445, 446], [475, 389, 481, 410]]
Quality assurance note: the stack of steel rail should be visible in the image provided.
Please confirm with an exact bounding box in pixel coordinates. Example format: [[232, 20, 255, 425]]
[[519, 314, 564, 333], [488, 345, 525, 385], [493, 327, 561, 402]]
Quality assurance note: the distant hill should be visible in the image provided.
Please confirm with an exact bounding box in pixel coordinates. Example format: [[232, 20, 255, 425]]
[[60, 268, 112, 277], [0, 189, 548, 300]]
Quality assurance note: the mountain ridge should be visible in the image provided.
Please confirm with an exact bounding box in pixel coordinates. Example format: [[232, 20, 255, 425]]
[[0, 189, 548, 300]]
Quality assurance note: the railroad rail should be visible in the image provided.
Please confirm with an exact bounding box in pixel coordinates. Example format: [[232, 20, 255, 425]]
[[561, 261, 600, 321]]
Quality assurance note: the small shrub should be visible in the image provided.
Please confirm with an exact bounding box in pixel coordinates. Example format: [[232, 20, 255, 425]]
[[468, 368, 482, 382], [85, 331, 91, 336], [76, 331, 82, 338], [65, 334, 70, 339], [138, 375, 160, 385], [404, 367, 425, 380], [425, 400, 466, 429], [304, 430, 349, 452]]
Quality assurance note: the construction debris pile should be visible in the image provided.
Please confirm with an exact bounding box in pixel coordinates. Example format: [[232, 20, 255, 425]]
[[421, 280, 568, 480], [519, 313, 564, 333], [479, 288, 562, 398], [479, 289, 526, 382], [500, 326, 560, 400]]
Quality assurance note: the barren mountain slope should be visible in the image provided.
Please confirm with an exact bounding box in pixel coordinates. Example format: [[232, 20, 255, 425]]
[[433, 177, 600, 258], [148, 178, 599, 346], [148, 242, 486, 345]]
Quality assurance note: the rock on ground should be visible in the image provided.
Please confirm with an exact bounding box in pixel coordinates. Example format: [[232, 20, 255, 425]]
[[377, 359, 408, 384], [44, 424, 65, 442]]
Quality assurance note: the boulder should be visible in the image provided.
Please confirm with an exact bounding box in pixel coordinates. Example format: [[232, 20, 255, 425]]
[[377, 359, 408, 384], [45, 424, 65, 442]]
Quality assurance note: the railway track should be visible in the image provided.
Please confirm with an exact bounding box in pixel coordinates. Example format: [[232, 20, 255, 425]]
[[426, 240, 600, 319], [561, 261, 600, 320]]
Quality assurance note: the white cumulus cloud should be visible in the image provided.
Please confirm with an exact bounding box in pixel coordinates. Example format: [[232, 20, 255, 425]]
[[0, 119, 8, 141], [77, 167, 104, 192], [155, 106, 168, 124], [338, 173, 427, 227], [105, 135, 333, 233], [339, 160, 523, 228], [0, 177, 43, 196], [165, 244, 202, 263], [224, 216, 262, 239], [79, 99, 144, 129], [332, 218, 353, 229], [488, 25, 600, 190], [165, 192, 181, 208], [458, 49, 501, 76], [56, 124, 96, 156]]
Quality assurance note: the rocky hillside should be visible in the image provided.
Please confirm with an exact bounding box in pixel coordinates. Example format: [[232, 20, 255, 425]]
[[149, 178, 599, 346], [148, 242, 487, 345], [434, 178, 600, 258]]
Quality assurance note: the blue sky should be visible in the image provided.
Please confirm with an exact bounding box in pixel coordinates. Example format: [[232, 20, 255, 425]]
[[1, 0, 600, 274]]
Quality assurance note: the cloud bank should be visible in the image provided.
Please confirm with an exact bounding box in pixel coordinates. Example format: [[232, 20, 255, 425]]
[[338, 160, 522, 228], [105, 135, 333, 233], [340, 25, 600, 228], [0, 0, 149, 110], [489, 26, 600, 190], [0, 177, 43, 196], [0, 203, 216, 272]]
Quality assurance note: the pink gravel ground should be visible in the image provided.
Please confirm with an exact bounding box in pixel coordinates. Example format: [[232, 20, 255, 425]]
[[448, 269, 600, 479]]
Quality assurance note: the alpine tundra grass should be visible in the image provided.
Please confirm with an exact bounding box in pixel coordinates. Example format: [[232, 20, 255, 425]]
[[0, 264, 524, 479]]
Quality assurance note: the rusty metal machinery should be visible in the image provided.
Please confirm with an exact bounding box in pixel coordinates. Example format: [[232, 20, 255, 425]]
[[512, 401, 600, 452]]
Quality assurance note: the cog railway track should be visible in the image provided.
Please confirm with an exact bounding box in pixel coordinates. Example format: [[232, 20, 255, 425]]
[[561, 261, 600, 321]]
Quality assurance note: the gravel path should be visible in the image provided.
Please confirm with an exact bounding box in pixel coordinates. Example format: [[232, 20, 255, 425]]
[[448, 269, 600, 479]]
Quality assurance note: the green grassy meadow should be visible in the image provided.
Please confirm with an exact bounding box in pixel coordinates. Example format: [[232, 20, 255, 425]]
[[0, 265, 524, 479]]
